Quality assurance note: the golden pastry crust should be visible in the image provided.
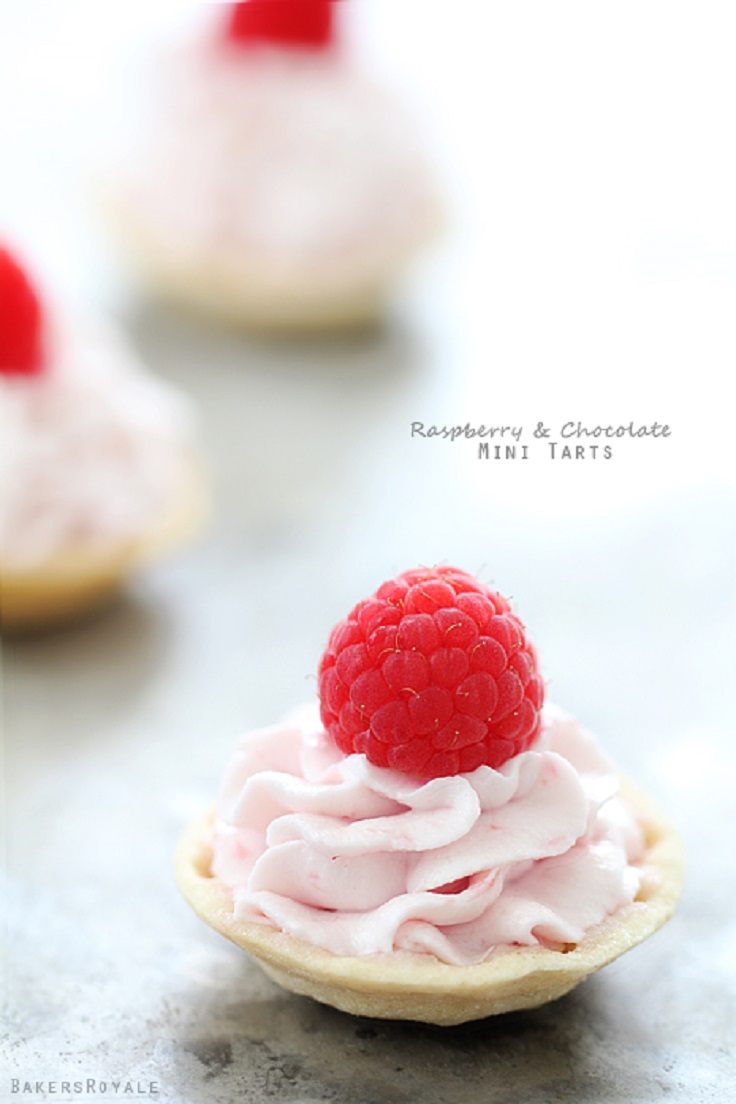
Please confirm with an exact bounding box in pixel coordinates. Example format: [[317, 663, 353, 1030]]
[[174, 778, 685, 1025], [0, 457, 206, 633], [118, 240, 390, 333]]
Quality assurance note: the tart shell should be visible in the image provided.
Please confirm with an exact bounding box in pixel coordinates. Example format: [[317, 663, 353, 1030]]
[[174, 778, 685, 1025], [0, 457, 206, 633], [105, 191, 443, 335]]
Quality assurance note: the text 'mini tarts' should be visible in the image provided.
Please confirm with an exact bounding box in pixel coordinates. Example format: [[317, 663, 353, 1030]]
[[0, 245, 205, 632], [176, 566, 684, 1024]]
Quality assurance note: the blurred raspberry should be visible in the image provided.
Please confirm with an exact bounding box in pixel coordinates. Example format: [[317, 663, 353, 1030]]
[[224, 0, 336, 49], [318, 566, 544, 778], [0, 246, 45, 377]]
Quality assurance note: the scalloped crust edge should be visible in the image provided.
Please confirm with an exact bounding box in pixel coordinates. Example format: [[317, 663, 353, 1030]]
[[174, 777, 685, 1025]]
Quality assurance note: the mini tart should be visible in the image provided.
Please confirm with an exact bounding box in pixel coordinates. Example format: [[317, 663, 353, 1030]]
[[0, 458, 206, 633], [175, 778, 685, 1026]]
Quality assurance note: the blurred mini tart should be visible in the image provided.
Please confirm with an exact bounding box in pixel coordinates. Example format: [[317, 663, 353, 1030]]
[[110, 0, 443, 332], [0, 245, 205, 632], [176, 566, 684, 1024]]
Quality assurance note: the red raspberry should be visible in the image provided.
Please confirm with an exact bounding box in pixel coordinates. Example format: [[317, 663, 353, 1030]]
[[223, 1, 336, 49], [318, 566, 545, 779], [0, 246, 45, 377]]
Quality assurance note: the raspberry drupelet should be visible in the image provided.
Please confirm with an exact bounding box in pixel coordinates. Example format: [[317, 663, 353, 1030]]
[[318, 566, 545, 779]]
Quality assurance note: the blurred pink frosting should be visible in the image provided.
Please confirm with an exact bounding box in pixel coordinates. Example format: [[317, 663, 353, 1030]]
[[211, 703, 645, 965], [0, 318, 194, 566], [125, 40, 441, 280]]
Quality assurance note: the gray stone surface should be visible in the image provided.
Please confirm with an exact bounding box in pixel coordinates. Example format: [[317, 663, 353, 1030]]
[[3, 308, 735, 1103]]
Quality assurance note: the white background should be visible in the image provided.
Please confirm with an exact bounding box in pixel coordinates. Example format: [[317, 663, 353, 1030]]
[[2, 0, 735, 516]]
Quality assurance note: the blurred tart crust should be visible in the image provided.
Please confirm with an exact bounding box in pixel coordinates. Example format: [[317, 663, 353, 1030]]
[[105, 191, 442, 334], [0, 458, 206, 633]]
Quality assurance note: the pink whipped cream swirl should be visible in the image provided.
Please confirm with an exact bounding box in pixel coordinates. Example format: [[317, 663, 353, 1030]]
[[0, 317, 194, 567], [211, 703, 645, 966]]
